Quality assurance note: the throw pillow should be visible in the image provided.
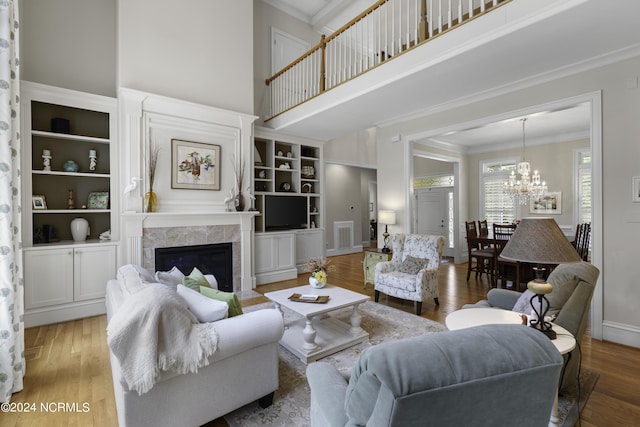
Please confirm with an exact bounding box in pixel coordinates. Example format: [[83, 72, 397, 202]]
[[182, 267, 213, 291], [511, 289, 536, 314], [155, 266, 185, 287], [176, 284, 228, 322], [204, 274, 218, 289], [200, 287, 244, 317], [546, 268, 580, 316], [397, 256, 429, 274]]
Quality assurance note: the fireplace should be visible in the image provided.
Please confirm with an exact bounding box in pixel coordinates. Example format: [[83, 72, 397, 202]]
[[155, 243, 233, 292]]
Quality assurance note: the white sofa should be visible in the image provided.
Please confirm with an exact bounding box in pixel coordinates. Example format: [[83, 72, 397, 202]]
[[105, 279, 284, 427]]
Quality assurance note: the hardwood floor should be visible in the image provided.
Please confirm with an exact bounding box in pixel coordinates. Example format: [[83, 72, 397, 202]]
[[5, 251, 639, 426]]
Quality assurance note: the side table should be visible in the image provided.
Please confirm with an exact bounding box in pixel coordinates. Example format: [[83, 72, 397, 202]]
[[363, 249, 392, 289]]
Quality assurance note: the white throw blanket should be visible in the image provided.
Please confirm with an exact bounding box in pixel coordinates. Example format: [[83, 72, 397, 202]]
[[107, 284, 219, 395]]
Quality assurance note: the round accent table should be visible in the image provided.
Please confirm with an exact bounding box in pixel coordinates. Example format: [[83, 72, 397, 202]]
[[446, 307, 575, 427]]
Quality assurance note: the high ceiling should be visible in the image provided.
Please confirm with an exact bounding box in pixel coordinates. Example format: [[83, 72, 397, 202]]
[[262, 0, 640, 148], [263, 0, 371, 33]]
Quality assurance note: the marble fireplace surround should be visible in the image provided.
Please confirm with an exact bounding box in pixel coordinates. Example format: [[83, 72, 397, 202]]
[[121, 212, 257, 292]]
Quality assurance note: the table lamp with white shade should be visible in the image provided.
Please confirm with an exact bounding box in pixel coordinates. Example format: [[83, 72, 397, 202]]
[[499, 217, 582, 339], [378, 210, 396, 253]]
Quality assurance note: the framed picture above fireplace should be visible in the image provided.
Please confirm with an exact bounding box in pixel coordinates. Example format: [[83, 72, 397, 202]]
[[171, 139, 221, 190]]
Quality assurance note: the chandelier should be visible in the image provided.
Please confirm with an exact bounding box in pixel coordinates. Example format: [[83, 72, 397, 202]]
[[503, 118, 547, 205]]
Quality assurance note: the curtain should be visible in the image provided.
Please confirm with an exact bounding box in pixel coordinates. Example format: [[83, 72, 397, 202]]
[[0, 0, 24, 402]]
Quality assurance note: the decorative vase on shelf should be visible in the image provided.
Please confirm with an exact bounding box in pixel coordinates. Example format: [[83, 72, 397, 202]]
[[235, 192, 245, 212], [144, 191, 158, 213], [70, 218, 90, 242]]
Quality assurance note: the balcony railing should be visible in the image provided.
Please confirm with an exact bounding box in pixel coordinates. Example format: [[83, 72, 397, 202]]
[[265, 0, 511, 121]]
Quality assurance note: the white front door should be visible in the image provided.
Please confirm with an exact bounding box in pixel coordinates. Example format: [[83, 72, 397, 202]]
[[416, 188, 453, 257]]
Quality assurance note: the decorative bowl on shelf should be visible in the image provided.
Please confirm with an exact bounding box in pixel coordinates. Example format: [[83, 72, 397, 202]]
[[63, 160, 79, 172]]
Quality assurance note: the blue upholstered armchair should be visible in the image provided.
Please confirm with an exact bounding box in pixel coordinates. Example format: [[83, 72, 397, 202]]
[[374, 234, 444, 315], [464, 261, 599, 394], [307, 324, 563, 427]]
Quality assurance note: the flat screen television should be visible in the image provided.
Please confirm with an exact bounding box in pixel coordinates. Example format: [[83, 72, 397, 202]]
[[265, 195, 307, 231]]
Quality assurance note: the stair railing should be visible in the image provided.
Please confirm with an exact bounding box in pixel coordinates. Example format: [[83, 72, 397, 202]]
[[265, 0, 510, 121]]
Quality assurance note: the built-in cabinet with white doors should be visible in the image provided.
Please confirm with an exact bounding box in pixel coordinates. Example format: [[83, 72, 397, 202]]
[[254, 232, 296, 284], [21, 82, 118, 326]]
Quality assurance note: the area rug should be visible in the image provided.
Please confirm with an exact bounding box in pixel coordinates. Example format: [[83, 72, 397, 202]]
[[224, 302, 597, 427]]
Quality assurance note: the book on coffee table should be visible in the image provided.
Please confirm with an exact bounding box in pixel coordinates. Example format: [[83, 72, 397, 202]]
[[289, 293, 330, 303]]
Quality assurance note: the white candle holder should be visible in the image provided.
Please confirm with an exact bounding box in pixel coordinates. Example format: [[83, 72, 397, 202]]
[[42, 149, 51, 171], [89, 149, 97, 172]]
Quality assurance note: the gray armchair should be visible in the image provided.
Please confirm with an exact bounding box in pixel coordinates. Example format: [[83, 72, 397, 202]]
[[464, 261, 599, 394], [307, 324, 563, 427]]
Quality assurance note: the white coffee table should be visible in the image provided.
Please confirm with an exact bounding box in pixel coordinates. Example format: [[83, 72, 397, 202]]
[[446, 307, 575, 427], [265, 284, 370, 364]]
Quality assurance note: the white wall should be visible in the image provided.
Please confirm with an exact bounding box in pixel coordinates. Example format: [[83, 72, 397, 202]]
[[19, 0, 117, 97], [324, 127, 377, 167], [253, 0, 321, 124], [414, 156, 454, 177], [20, 0, 254, 114], [378, 55, 640, 347], [118, 0, 253, 114]]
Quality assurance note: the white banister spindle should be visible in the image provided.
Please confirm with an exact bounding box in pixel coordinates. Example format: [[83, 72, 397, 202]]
[[481, 0, 485, 12], [359, 19, 363, 74], [448, 0, 452, 27], [438, 0, 443, 33], [458, 0, 463, 22], [384, 2, 388, 59], [350, 27, 354, 78], [469, 0, 474, 18], [391, 0, 395, 56], [303, 57, 308, 100], [405, 0, 411, 49], [342, 32, 346, 82], [428, 0, 433, 37], [414, 0, 419, 43]]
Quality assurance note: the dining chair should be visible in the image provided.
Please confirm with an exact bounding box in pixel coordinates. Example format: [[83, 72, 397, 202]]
[[465, 221, 493, 281], [492, 223, 518, 288], [478, 219, 489, 236], [572, 222, 591, 261]]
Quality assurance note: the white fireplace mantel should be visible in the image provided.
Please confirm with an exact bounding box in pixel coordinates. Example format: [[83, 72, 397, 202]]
[[121, 211, 258, 291]]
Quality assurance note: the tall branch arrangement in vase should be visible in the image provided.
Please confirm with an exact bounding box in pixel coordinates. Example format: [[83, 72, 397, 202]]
[[145, 141, 160, 212], [232, 154, 246, 211]]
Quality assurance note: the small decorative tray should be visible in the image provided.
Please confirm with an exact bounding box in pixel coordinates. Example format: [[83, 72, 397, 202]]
[[289, 293, 330, 303]]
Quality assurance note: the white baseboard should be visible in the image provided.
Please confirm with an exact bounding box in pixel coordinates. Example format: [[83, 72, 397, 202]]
[[25, 299, 106, 327], [326, 245, 363, 257], [255, 268, 298, 285], [602, 320, 640, 348]]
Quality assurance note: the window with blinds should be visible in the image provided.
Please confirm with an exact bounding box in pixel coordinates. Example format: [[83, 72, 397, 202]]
[[576, 150, 592, 224], [481, 158, 517, 226]]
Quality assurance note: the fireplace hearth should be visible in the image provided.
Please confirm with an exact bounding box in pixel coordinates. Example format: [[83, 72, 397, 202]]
[[155, 243, 233, 292]]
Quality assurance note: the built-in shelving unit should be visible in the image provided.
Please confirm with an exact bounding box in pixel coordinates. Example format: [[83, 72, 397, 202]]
[[22, 82, 118, 245], [253, 130, 323, 233], [253, 127, 325, 283], [21, 81, 118, 326]]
